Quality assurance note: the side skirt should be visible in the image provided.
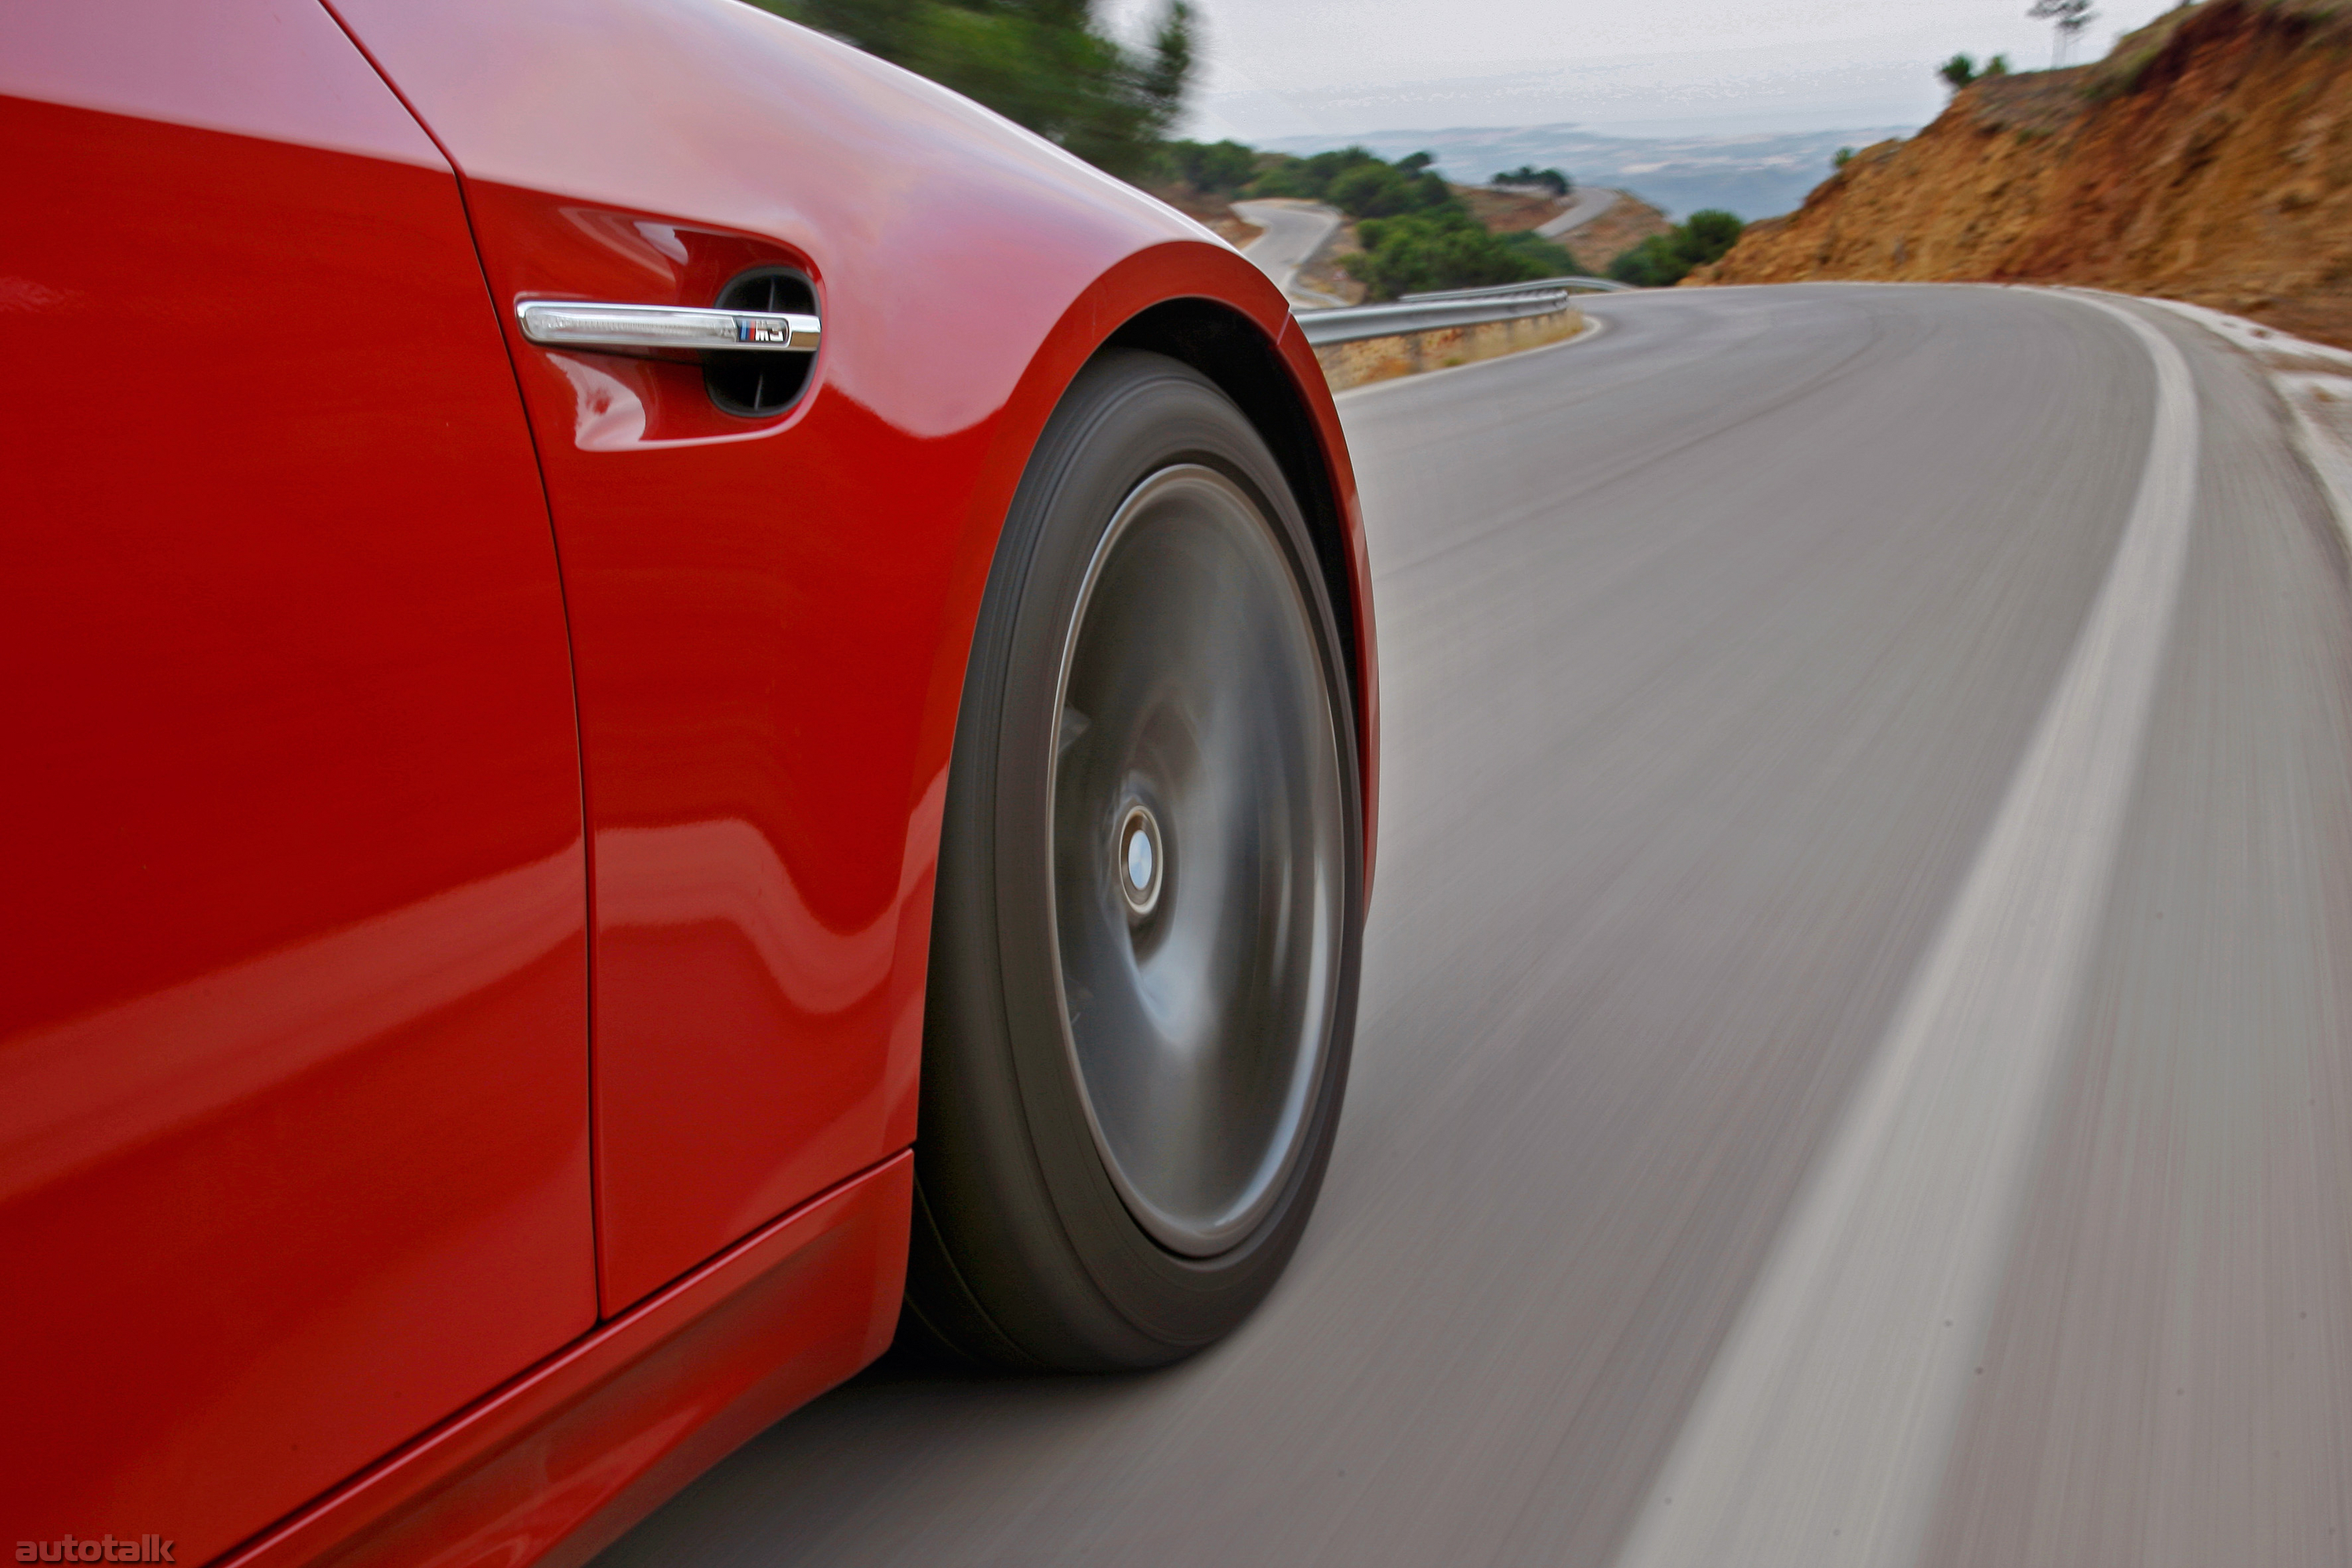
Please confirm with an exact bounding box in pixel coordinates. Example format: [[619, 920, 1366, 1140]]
[[218, 1151, 913, 1568]]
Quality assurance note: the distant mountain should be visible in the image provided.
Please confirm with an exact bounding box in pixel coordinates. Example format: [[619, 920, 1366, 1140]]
[[1258, 123, 1915, 221]]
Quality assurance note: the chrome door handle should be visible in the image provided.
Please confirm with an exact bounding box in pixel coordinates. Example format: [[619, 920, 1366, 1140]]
[[515, 300, 820, 354]]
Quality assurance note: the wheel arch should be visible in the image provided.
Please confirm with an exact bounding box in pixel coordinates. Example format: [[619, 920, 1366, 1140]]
[[927, 242, 1380, 915]]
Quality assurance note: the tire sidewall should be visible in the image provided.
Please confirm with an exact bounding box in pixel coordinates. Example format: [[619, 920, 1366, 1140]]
[[941, 349, 1363, 1364]]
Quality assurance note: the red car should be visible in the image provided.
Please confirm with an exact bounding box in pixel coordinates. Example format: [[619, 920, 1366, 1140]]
[[2, 2, 1377, 1563]]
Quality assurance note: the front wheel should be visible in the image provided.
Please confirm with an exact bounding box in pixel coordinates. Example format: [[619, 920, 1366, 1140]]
[[906, 350, 1363, 1370]]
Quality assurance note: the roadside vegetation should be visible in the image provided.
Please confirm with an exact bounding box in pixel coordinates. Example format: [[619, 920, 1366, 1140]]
[[1606, 209, 1745, 287], [1250, 146, 1454, 214], [1937, 52, 2013, 90], [760, 4, 1586, 296], [755, 0, 1196, 178], [1167, 136, 1260, 196], [1492, 165, 1573, 198], [1171, 142, 1584, 298], [1347, 212, 1580, 298]]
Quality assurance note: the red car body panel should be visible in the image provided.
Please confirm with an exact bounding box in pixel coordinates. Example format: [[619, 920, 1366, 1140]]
[[219, 1153, 913, 1568], [3, 0, 1375, 1561], [328, 0, 1377, 1313], [1, 4, 594, 1561]]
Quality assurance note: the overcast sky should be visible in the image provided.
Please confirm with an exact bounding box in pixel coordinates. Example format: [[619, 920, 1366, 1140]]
[[1107, 0, 2183, 141]]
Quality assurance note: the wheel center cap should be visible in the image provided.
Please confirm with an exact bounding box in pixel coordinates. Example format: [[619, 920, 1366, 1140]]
[[1117, 803, 1163, 919]]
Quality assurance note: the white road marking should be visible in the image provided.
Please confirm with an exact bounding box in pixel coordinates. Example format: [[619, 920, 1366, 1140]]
[[2104, 293, 2352, 554], [1614, 292, 2200, 1568], [2132, 294, 2352, 372]]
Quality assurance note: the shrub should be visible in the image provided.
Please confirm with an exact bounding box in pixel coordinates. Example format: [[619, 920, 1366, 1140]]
[[1252, 145, 1584, 296], [1939, 53, 1976, 89], [1609, 234, 1688, 288], [1345, 209, 1557, 299], [1167, 138, 1258, 194], [1682, 209, 1744, 260], [1606, 209, 1745, 288], [1254, 147, 1451, 217], [1249, 146, 1384, 201], [1327, 160, 1452, 219], [1497, 230, 1582, 277], [1493, 165, 1573, 198]]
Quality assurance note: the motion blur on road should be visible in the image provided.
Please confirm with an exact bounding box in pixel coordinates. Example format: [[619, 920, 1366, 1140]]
[[597, 285, 2352, 1566]]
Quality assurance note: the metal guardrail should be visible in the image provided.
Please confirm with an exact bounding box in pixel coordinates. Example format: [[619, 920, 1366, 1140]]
[[1294, 274, 1635, 347], [1399, 278, 1634, 300], [1294, 286, 1577, 347]]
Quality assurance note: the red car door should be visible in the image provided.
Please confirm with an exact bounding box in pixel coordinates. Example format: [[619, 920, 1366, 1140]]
[[331, 0, 1129, 1312], [0, 4, 594, 1561]]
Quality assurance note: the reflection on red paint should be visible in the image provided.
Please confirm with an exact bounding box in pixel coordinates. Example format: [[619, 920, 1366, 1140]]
[[1, 9, 593, 1559], [10, 0, 1374, 1562]]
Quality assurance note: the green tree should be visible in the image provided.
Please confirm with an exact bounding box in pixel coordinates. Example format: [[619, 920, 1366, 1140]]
[[2029, 0, 2096, 66], [1983, 53, 2012, 75], [1493, 165, 1572, 197], [1682, 209, 1743, 259], [1609, 234, 1687, 288], [1497, 230, 1582, 275], [1247, 147, 1454, 216], [1345, 209, 1566, 299], [758, 0, 1195, 177], [1249, 146, 1379, 201], [1249, 145, 1581, 296], [1167, 138, 1258, 194], [1938, 53, 1976, 89], [1606, 209, 1745, 288], [1326, 159, 1451, 219]]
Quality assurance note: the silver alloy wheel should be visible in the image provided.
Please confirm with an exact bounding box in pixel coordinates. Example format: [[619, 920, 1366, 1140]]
[[1048, 463, 1346, 1258]]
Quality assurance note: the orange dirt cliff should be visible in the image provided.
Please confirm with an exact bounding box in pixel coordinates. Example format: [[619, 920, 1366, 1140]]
[[1696, 0, 2352, 348]]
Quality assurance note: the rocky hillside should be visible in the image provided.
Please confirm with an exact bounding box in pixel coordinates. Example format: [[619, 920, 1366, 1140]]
[[1698, 0, 2352, 347], [1555, 192, 1676, 274]]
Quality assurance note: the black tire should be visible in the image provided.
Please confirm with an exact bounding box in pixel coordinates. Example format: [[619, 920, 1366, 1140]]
[[905, 349, 1364, 1371]]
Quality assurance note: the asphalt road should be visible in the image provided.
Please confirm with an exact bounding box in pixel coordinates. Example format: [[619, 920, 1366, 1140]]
[[597, 285, 2352, 1566], [1232, 198, 1344, 305], [1536, 183, 1621, 239]]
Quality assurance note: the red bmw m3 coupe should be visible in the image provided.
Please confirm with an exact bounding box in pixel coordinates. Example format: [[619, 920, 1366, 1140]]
[[1, 2, 1377, 1562]]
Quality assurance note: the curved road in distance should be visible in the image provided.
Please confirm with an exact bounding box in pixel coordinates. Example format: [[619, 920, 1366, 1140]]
[[1536, 183, 1621, 238], [597, 285, 2352, 1568], [1232, 198, 1343, 304]]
